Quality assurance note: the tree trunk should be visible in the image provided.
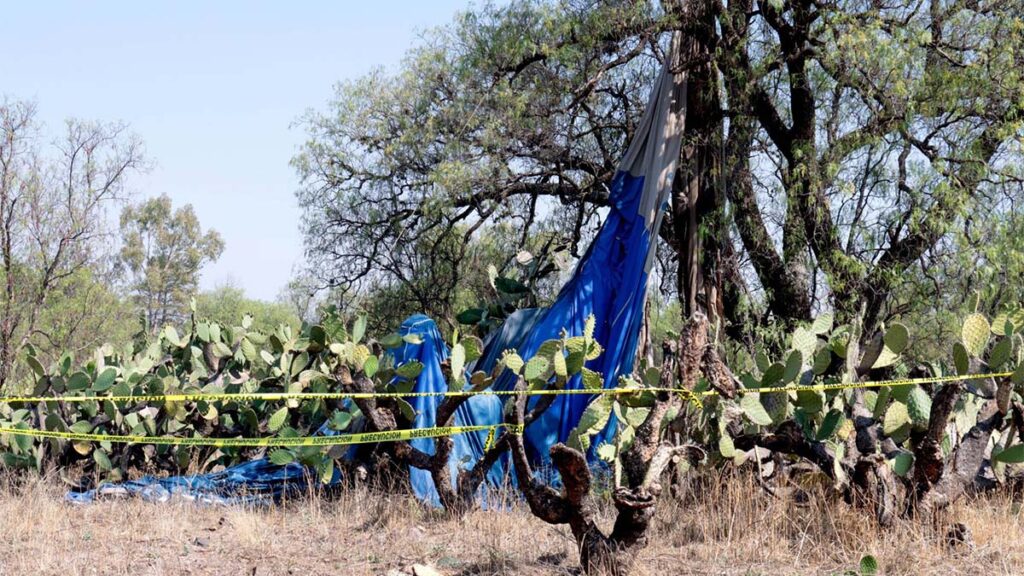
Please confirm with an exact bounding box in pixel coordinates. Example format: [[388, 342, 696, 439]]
[[672, 0, 725, 323]]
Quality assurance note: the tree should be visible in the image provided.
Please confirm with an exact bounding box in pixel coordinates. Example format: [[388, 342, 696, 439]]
[[293, 1, 675, 326], [118, 194, 224, 331], [195, 282, 301, 334], [717, 0, 1023, 334], [0, 98, 144, 389], [278, 273, 321, 325], [33, 265, 137, 363], [887, 208, 1024, 361], [294, 0, 1023, 346]]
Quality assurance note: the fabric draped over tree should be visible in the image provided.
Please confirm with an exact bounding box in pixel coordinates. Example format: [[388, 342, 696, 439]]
[[385, 31, 687, 500]]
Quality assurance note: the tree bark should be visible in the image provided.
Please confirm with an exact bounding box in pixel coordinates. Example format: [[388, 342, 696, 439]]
[[672, 0, 726, 323]]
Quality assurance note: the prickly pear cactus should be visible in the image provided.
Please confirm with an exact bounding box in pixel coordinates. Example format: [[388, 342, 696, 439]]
[[702, 306, 1024, 485], [0, 304, 377, 484]]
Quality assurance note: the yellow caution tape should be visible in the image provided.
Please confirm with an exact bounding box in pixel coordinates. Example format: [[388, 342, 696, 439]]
[[0, 372, 1009, 449], [0, 366, 1007, 403], [676, 387, 705, 409], [0, 371, 1010, 405], [0, 388, 658, 404], [484, 425, 497, 451], [712, 371, 1013, 397], [0, 422, 525, 448]]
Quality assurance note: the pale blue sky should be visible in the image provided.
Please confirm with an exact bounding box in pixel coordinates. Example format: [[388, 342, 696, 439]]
[[1, 1, 475, 300]]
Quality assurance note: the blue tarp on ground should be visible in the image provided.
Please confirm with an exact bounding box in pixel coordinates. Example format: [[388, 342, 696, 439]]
[[68, 33, 686, 505], [66, 457, 337, 504]]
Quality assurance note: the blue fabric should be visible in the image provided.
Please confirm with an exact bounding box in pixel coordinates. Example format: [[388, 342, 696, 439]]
[[491, 171, 657, 465], [392, 314, 511, 506], [472, 308, 545, 374], [66, 454, 342, 504]]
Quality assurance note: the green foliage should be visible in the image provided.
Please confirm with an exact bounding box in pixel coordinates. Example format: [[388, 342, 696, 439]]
[[859, 555, 879, 576], [896, 213, 1024, 364], [119, 194, 225, 331], [31, 267, 137, 370], [0, 307, 359, 481], [0, 304, 629, 491], [993, 444, 1024, 464], [293, 0, 664, 329], [962, 314, 991, 358], [291, 0, 1023, 363], [194, 283, 302, 334], [0, 100, 144, 391], [456, 241, 575, 335], [740, 394, 773, 426], [707, 309, 1024, 485]]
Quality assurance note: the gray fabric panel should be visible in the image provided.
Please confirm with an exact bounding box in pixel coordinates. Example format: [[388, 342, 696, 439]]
[[616, 32, 688, 273]]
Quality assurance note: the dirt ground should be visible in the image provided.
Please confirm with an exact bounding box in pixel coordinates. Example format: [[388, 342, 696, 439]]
[[0, 473, 1021, 576]]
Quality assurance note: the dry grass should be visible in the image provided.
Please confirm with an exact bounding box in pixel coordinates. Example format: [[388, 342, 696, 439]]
[[0, 470, 1021, 576]]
